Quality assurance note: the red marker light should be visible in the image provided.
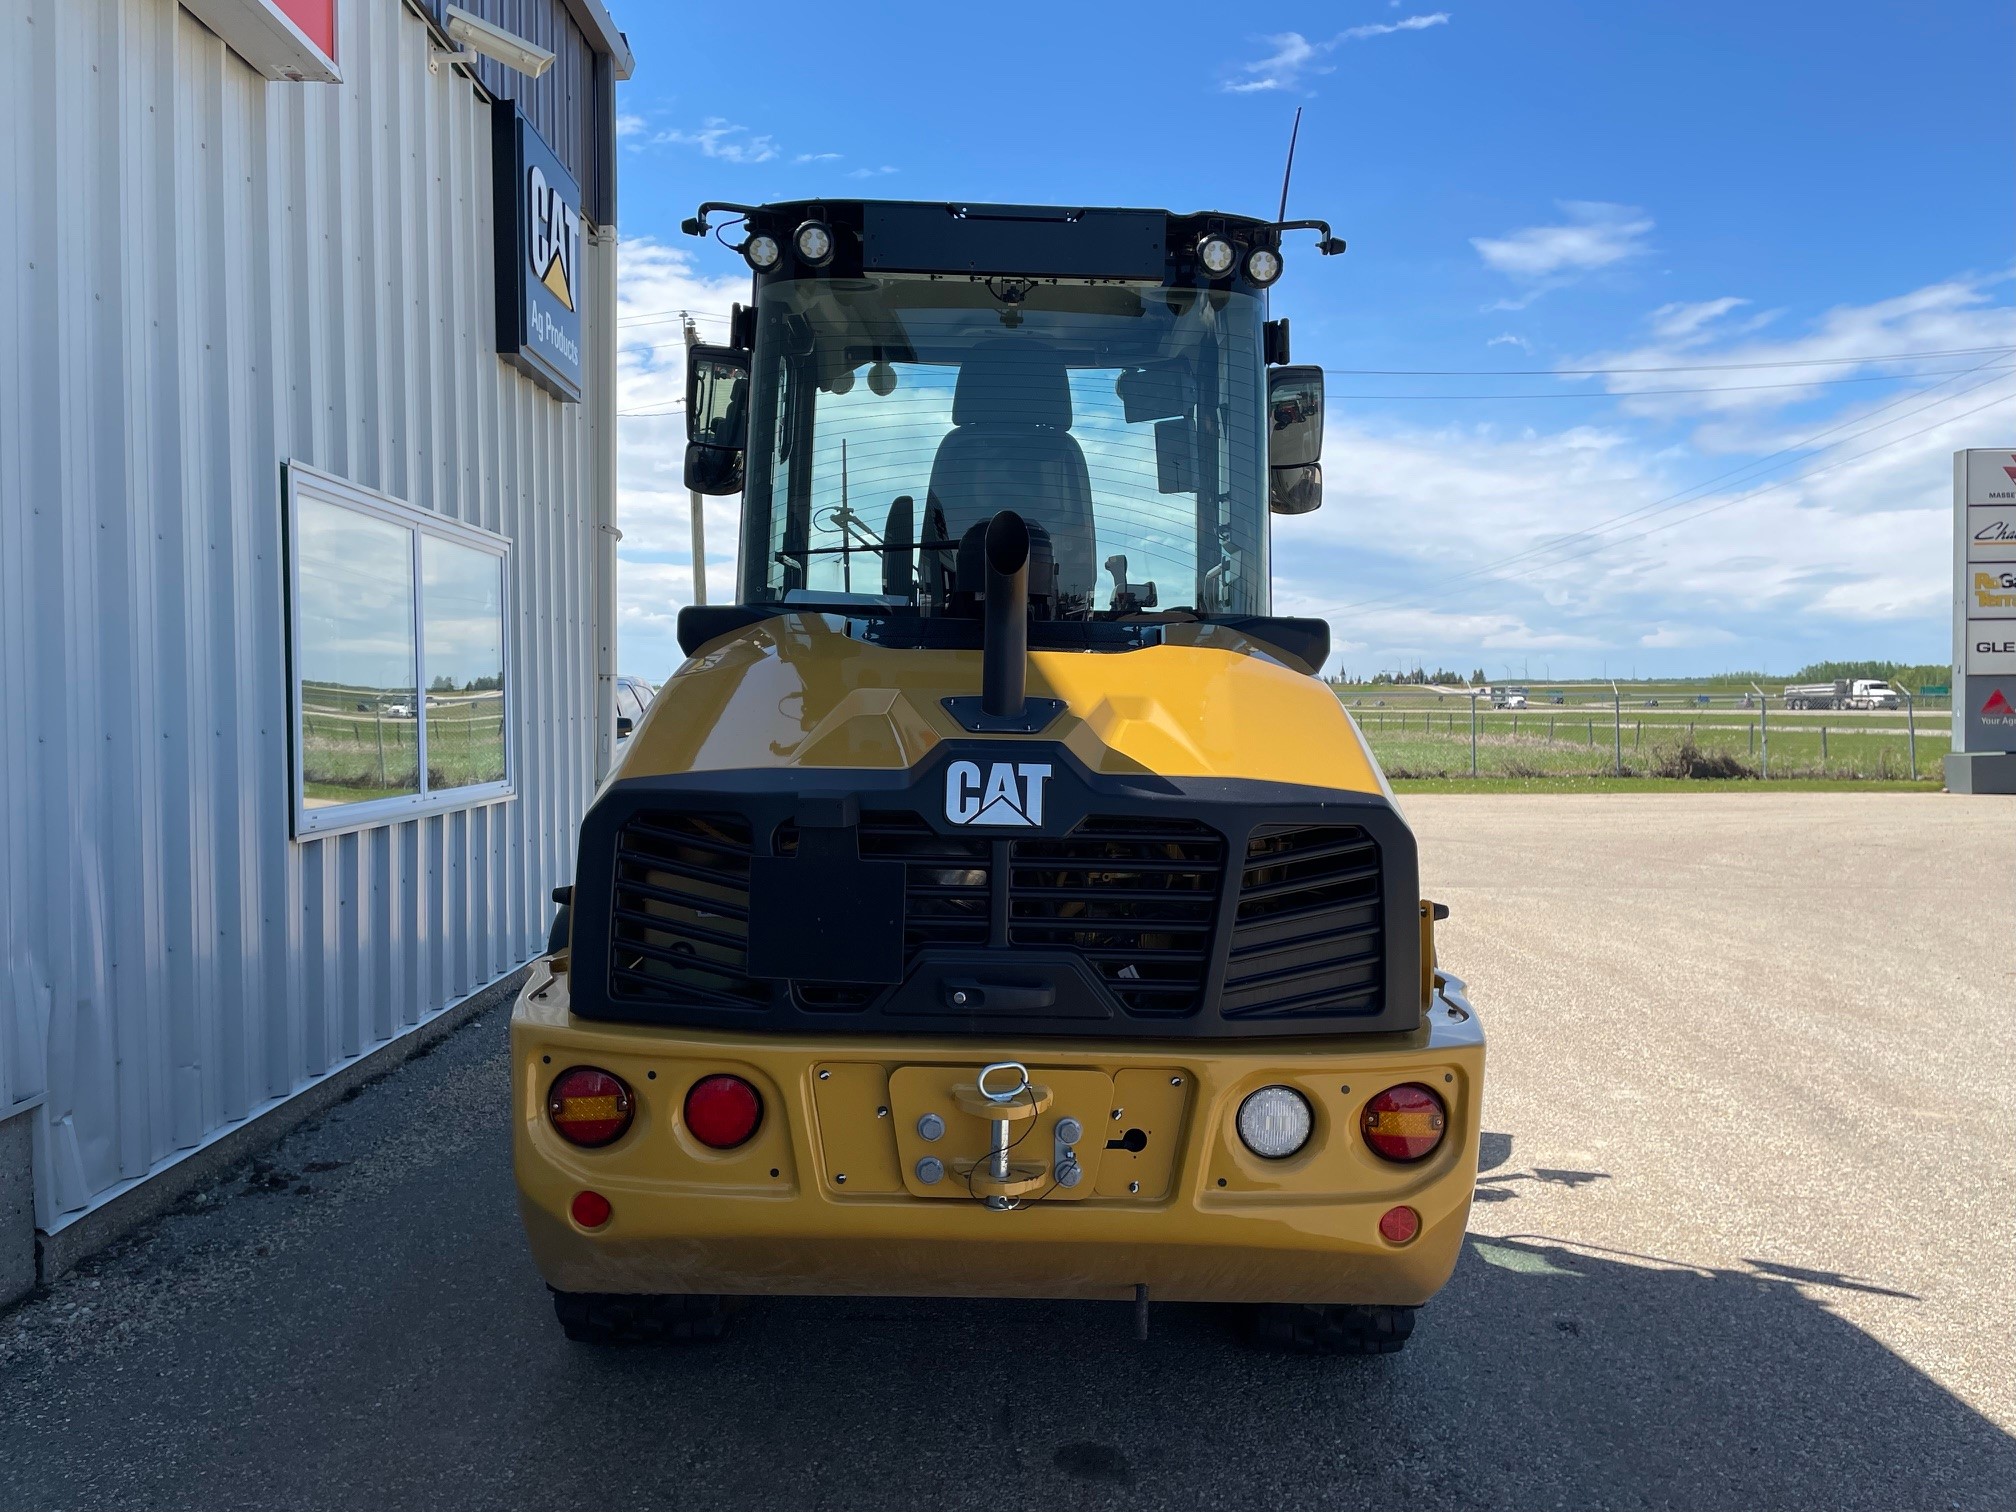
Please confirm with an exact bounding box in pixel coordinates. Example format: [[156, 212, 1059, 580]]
[[684, 1074, 762, 1150], [1362, 1083, 1448, 1162], [571, 1190, 612, 1229], [547, 1066, 634, 1148], [1379, 1205, 1420, 1244]]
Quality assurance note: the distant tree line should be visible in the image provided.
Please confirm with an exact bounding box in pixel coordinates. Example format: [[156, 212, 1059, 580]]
[[428, 672, 504, 693], [1790, 660, 1949, 688], [1338, 666, 1483, 687]]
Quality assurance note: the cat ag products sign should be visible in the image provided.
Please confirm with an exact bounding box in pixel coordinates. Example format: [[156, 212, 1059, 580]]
[[491, 103, 583, 402]]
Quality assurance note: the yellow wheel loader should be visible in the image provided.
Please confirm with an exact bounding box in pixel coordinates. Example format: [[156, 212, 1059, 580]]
[[514, 199, 1482, 1353]]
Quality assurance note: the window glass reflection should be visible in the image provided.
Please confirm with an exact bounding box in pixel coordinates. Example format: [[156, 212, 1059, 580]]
[[422, 535, 506, 788], [296, 498, 419, 807]]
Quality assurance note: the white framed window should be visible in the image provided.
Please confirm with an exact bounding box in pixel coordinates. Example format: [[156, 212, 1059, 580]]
[[284, 462, 513, 837]]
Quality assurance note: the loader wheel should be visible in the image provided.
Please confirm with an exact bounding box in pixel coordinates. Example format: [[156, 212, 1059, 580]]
[[1248, 1302, 1416, 1356], [550, 1289, 730, 1345]]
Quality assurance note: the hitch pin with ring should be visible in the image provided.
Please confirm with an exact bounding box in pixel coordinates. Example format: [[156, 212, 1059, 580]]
[[976, 1060, 1030, 1182]]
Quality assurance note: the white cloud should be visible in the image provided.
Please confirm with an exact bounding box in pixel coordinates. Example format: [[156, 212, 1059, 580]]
[[1488, 332, 1533, 351], [1224, 32, 1323, 92], [1579, 268, 2016, 422], [1269, 267, 2013, 674], [845, 165, 899, 179], [795, 152, 841, 164], [1222, 15, 1449, 93], [1472, 201, 1654, 280], [653, 118, 779, 164], [1341, 12, 1450, 39], [1648, 296, 1748, 342], [615, 112, 646, 139]]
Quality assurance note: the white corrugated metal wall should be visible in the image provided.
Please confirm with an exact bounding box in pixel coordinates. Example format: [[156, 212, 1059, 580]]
[[0, 0, 611, 1228]]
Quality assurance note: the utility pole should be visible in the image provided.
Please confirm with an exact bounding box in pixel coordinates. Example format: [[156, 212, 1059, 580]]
[[683, 314, 707, 605]]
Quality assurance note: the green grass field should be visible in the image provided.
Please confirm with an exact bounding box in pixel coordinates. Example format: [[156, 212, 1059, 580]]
[[300, 687, 504, 804]]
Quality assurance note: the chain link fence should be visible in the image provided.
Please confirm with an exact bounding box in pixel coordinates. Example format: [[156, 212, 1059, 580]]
[[1335, 685, 1947, 782]]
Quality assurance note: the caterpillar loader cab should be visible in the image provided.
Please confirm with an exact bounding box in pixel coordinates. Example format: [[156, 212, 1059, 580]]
[[515, 199, 1484, 1353]]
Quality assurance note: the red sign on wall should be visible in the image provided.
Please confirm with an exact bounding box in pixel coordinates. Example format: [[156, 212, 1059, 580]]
[[274, 0, 337, 60], [182, 0, 340, 81]]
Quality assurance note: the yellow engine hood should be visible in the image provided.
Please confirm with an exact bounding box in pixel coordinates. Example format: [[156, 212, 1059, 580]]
[[618, 613, 1384, 796]]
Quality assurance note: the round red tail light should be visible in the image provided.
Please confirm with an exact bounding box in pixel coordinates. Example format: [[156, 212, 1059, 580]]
[[546, 1066, 634, 1147], [1379, 1205, 1421, 1244], [571, 1190, 613, 1229], [684, 1074, 762, 1150], [1362, 1083, 1448, 1162]]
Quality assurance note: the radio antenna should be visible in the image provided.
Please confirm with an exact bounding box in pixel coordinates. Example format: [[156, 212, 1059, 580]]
[[1276, 106, 1303, 223]]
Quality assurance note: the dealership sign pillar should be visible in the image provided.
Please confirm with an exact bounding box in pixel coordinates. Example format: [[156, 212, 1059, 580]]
[[1948, 449, 2016, 794]]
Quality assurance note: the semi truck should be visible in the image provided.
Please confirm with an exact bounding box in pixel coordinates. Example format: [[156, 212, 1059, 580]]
[[1781, 678, 1902, 711], [515, 197, 1483, 1356]]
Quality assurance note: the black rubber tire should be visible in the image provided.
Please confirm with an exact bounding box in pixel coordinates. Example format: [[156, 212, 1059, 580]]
[[1248, 1302, 1416, 1356], [550, 1289, 730, 1345], [545, 904, 571, 958]]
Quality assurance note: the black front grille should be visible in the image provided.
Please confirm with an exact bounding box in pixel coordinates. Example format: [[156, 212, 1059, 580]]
[[609, 812, 766, 1008], [864, 811, 993, 954], [1009, 817, 1225, 1016], [1224, 824, 1383, 1018], [573, 758, 1420, 1039], [779, 812, 993, 1011]]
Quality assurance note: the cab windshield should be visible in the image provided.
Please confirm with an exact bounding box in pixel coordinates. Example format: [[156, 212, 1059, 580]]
[[737, 277, 1268, 618]]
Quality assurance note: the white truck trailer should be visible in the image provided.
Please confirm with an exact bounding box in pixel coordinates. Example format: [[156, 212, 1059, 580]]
[[1781, 678, 1902, 711]]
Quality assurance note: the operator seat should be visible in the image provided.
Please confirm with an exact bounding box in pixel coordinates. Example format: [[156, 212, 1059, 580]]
[[925, 339, 1096, 612]]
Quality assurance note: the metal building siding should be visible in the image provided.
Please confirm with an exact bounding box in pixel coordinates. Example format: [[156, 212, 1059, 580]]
[[0, 0, 606, 1226]]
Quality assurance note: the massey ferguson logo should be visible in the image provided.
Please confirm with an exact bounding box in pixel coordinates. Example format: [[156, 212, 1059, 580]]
[[945, 760, 1052, 827]]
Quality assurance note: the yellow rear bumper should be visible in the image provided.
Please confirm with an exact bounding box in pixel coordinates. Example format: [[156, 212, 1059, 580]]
[[511, 961, 1485, 1306]]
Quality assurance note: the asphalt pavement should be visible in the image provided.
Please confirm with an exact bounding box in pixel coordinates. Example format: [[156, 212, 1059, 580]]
[[3, 792, 2011, 1511]]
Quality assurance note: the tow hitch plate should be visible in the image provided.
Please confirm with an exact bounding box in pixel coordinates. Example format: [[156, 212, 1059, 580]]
[[889, 1064, 1115, 1203]]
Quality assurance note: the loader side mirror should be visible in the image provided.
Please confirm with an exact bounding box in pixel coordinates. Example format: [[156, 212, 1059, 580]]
[[685, 344, 751, 497], [1269, 463, 1322, 515], [1267, 365, 1324, 514], [1267, 366, 1323, 467]]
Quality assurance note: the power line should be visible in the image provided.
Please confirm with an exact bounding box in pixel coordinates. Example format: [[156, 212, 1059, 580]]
[[1314, 357, 2016, 616], [618, 307, 732, 328], [1332, 365, 2011, 400], [617, 401, 686, 417], [1329, 344, 2016, 376]]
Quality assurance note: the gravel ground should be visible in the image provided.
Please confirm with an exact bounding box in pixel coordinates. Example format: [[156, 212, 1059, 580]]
[[2, 792, 2010, 1511]]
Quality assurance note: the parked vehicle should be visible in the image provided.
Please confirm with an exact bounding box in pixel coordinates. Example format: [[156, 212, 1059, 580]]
[[614, 675, 655, 744], [1782, 678, 1901, 711], [1490, 685, 1528, 709], [518, 196, 1481, 1357]]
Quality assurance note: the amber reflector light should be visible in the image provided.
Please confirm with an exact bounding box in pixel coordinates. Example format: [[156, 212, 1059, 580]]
[[547, 1067, 634, 1148], [1361, 1083, 1448, 1162]]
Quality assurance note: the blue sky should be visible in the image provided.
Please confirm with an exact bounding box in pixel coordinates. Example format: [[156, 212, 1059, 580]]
[[606, 1, 2015, 682]]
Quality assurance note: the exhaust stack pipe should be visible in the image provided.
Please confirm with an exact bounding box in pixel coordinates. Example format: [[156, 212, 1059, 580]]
[[981, 511, 1030, 719]]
